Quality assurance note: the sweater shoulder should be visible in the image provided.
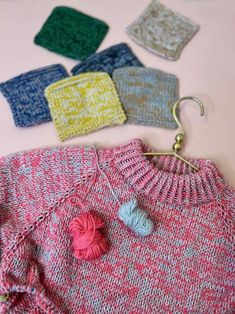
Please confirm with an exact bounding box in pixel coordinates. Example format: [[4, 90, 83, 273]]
[[0, 145, 96, 208]]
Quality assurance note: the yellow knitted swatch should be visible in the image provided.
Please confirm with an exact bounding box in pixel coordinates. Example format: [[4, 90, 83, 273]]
[[45, 73, 126, 141]]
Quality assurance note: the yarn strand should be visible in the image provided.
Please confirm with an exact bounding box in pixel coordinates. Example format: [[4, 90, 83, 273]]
[[93, 146, 121, 206], [92, 146, 154, 237], [69, 155, 108, 260]]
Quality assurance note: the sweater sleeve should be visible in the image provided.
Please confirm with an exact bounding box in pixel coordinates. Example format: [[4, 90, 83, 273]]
[[0, 146, 96, 261], [0, 146, 97, 311]]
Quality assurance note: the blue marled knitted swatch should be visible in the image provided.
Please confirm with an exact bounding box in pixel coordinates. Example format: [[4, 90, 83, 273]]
[[0, 64, 69, 127], [113, 66, 179, 129], [71, 43, 143, 76]]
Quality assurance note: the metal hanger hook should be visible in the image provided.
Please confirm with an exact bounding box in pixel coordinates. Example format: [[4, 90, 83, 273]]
[[172, 96, 205, 153]]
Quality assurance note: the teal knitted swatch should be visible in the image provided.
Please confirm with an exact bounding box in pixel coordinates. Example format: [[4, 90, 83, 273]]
[[34, 6, 109, 60]]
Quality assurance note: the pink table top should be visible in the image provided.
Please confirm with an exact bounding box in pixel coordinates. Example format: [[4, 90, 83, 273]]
[[0, 0, 235, 186]]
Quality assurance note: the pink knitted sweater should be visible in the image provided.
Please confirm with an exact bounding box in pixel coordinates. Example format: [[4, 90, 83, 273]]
[[0, 139, 234, 313]]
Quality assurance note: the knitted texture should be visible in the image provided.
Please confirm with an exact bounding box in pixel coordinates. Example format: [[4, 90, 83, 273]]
[[71, 43, 144, 76], [0, 139, 234, 313], [45, 73, 126, 141], [126, 0, 199, 61], [0, 64, 68, 127], [34, 6, 109, 60], [113, 67, 179, 128]]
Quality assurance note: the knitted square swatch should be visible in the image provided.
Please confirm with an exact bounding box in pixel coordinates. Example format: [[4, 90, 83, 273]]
[[45, 73, 127, 141], [0, 64, 69, 127], [113, 67, 179, 129], [71, 43, 144, 76], [34, 6, 109, 60], [126, 0, 199, 61]]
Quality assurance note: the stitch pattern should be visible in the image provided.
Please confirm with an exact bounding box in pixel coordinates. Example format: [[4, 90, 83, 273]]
[[45, 73, 127, 141], [126, 0, 199, 60], [71, 43, 144, 76], [34, 6, 109, 60], [113, 67, 179, 128], [3, 171, 96, 259], [0, 64, 68, 127]]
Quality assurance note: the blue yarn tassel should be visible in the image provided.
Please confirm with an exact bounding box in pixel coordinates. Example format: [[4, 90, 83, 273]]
[[118, 198, 154, 237]]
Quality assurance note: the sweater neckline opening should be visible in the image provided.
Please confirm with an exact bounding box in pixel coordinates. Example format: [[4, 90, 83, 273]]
[[111, 139, 226, 206]]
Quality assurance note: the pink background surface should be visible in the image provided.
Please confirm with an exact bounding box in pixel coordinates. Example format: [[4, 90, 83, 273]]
[[0, 0, 235, 186]]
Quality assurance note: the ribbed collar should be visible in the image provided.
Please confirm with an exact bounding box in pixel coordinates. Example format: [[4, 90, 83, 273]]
[[113, 139, 226, 206]]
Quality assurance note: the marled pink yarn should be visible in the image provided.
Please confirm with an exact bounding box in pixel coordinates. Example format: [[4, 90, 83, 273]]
[[0, 139, 234, 313]]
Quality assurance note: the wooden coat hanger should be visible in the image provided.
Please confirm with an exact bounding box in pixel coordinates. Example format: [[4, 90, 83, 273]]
[[143, 96, 205, 172]]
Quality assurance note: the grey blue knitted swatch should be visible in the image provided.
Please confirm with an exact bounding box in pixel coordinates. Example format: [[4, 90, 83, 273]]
[[0, 64, 68, 127], [126, 0, 199, 61], [71, 43, 143, 76], [34, 6, 109, 60], [113, 67, 179, 129]]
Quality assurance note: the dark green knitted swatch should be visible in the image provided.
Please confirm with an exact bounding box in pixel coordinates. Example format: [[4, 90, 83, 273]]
[[34, 6, 109, 60]]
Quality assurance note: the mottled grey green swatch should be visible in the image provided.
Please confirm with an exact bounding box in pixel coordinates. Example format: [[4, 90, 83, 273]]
[[126, 0, 199, 61], [113, 67, 179, 129]]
